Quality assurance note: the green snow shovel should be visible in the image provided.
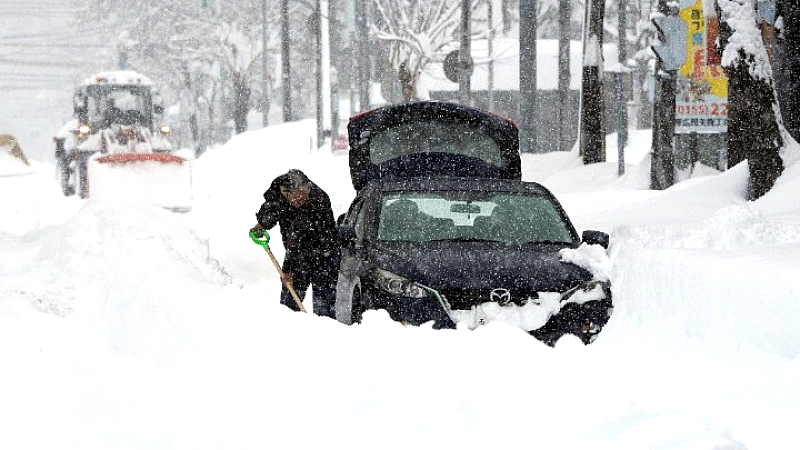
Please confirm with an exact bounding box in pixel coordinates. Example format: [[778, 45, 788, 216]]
[[249, 229, 307, 313]]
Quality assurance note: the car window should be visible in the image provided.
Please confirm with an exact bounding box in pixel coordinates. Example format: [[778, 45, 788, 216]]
[[368, 121, 502, 166], [344, 198, 366, 241], [377, 191, 574, 244]]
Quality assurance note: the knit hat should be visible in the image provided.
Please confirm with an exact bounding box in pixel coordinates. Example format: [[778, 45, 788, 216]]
[[278, 169, 310, 192]]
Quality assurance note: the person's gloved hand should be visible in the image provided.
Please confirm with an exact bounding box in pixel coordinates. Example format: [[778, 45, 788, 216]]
[[250, 223, 264, 235], [249, 224, 271, 250], [281, 271, 294, 286]]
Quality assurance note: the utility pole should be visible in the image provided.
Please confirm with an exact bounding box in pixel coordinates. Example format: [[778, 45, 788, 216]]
[[346, 0, 358, 116], [459, 0, 472, 105], [281, 0, 293, 122], [261, 0, 270, 127], [615, 0, 628, 175], [558, 0, 570, 151], [776, 0, 800, 142], [315, 3, 323, 148], [357, 0, 370, 111], [488, 0, 495, 110], [329, 0, 340, 137], [314, 0, 331, 148], [519, 0, 538, 153], [579, 0, 606, 163]]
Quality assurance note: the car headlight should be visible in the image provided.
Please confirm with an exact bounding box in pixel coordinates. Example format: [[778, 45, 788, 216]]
[[160, 125, 171, 134], [560, 279, 608, 303], [372, 269, 428, 298], [78, 125, 91, 135]]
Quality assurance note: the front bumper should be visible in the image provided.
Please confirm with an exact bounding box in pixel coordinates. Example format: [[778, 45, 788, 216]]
[[374, 280, 613, 342]]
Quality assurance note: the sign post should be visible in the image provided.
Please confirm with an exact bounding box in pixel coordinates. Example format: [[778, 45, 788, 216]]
[[650, 1, 683, 189]]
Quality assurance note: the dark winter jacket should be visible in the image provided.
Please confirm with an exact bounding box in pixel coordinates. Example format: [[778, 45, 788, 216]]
[[255, 174, 339, 264]]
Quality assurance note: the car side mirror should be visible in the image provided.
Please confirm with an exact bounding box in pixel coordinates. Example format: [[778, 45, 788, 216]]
[[338, 225, 357, 246], [582, 230, 609, 249]]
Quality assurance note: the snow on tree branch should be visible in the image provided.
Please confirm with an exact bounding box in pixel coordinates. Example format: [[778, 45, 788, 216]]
[[372, 0, 485, 101], [716, 0, 773, 80]]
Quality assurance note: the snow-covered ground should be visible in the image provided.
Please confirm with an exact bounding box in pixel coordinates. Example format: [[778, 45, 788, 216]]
[[1, 121, 799, 450]]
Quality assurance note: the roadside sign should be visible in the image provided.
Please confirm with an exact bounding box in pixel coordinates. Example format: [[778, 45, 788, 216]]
[[443, 49, 473, 83], [675, 0, 729, 134], [652, 16, 688, 71]]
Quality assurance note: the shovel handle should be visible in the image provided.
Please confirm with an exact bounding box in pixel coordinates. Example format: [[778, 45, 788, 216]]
[[265, 247, 307, 313], [250, 230, 307, 313]]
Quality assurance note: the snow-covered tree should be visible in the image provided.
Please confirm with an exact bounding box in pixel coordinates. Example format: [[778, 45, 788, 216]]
[[371, 0, 486, 101], [79, 0, 283, 142], [716, 0, 784, 199]]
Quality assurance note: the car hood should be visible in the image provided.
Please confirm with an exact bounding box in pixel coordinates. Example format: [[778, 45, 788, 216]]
[[373, 243, 592, 293]]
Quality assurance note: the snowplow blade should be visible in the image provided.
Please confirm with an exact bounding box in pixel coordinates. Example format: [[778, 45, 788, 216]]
[[89, 153, 193, 212]]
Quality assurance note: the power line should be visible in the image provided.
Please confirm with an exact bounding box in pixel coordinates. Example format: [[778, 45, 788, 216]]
[[0, 27, 119, 41], [0, 42, 109, 49]]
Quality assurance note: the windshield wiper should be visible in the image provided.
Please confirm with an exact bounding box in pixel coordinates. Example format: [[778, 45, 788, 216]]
[[523, 240, 573, 245], [427, 237, 498, 243]]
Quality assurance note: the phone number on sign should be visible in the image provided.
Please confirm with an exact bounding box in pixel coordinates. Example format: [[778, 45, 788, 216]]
[[676, 103, 728, 117]]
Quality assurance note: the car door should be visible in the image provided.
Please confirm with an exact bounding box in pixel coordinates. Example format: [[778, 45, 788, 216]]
[[335, 194, 368, 323]]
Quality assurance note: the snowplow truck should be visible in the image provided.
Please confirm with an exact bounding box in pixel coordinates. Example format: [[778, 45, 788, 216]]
[[54, 71, 191, 211]]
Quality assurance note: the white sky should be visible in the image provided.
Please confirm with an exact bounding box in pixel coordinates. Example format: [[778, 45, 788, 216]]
[[2, 118, 799, 449], [0, 0, 113, 164]]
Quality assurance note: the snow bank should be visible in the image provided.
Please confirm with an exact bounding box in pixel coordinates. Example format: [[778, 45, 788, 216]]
[[0, 144, 33, 177], [2, 118, 800, 449], [0, 160, 81, 235], [1, 199, 230, 324], [88, 156, 193, 212], [186, 119, 353, 285]]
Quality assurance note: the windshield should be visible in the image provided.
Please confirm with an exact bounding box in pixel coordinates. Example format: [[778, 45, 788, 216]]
[[378, 191, 575, 244], [86, 85, 152, 127], [369, 120, 503, 165]]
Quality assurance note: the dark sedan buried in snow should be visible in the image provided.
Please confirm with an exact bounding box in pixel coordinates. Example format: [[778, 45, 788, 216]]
[[335, 101, 612, 345]]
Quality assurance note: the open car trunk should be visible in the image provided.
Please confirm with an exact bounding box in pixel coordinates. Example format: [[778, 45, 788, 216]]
[[347, 101, 521, 191]]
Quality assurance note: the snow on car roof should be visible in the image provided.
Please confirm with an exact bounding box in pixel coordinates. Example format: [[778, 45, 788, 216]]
[[82, 70, 153, 86]]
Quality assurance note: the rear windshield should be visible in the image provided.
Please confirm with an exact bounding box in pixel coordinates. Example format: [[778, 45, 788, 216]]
[[378, 191, 574, 244], [369, 121, 503, 166]]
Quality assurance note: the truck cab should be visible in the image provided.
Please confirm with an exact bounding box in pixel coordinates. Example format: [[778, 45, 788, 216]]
[[55, 71, 174, 198]]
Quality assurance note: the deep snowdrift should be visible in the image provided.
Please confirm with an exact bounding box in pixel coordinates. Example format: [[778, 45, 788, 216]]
[[1, 120, 799, 449]]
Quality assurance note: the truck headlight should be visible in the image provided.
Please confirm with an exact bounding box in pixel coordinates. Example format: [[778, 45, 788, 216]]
[[372, 269, 428, 298], [78, 125, 91, 135], [160, 125, 171, 134]]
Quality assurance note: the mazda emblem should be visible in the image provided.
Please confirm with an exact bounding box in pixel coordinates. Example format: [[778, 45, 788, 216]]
[[490, 288, 511, 305]]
